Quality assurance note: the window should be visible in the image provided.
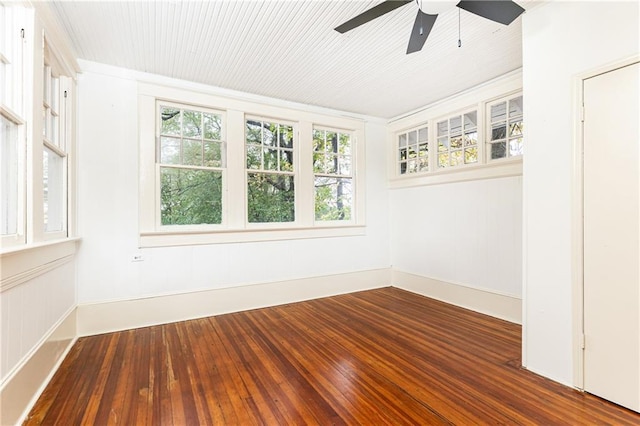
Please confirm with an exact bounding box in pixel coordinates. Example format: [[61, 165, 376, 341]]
[[245, 118, 295, 223], [487, 95, 523, 161], [158, 103, 225, 226], [1, 3, 26, 247], [436, 110, 478, 168], [313, 128, 353, 221], [139, 83, 366, 246], [397, 126, 428, 175], [42, 45, 70, 238]]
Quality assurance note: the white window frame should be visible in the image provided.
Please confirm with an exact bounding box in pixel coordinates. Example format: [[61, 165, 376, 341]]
[[155, 100, 227, 232], [387, 71, 523, 189], [312, 125, 356, 225], [0, 3, 26, 248], [41, 40, 70, 241], [486, 93, 524, 162], [244, 115, 298, 228], [434, 108, 480, 170], [396, 124, 429, 176], [138, 83, 366, 247]]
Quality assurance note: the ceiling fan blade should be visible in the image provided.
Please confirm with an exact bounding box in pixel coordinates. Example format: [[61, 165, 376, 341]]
[[456, 0, 525, 25], [406, 10, 437, 54], [335, 0, 412, 33]]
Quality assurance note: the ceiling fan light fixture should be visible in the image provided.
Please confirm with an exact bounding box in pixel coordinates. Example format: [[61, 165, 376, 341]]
[[417, 0, 458, 15]]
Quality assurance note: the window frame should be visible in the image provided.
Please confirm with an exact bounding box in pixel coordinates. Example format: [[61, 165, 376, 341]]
[[155, 100, 228, 232], [0, 4, 27, 248], [486, 94, 524, 163], [138, 83, 366, 247], [244, 115, 298, 228], [312, 125, 356, 225], [41, 40, 70, 241], [388, 82, 523, 188]]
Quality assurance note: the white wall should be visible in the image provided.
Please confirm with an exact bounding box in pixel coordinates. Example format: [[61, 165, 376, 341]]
[[0, 260, 75, 383], [75, 65, 390, 305], [522, 1, 639, 385], [391, 176, 522, 298]]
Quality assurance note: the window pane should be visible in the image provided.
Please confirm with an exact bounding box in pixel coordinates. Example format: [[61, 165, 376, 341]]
[[509, 96, 523, 117], [314, 129, 326, 151], [400, 162, 407, 174], [338, 156, 351, 175], [338, 133, 351, 155], [398, 133, 407, 148], [408, 159, 417, 173], [438, 153, 448, 168], [1, 116, 18, 235], [160, 167, 222, 225], [451, 135, 463, 149], [182, 139, 202, 166], [315, 177, 352, 221], [43, 147, 64, 232], [509, 138, 524, 156], [399, 148, 407, 161], [491, 142, 507, 159], [280, 149, 293, 172], [263, 122, 276, 146], [418, 127, 428, 142], [246, 120, 262, 144], [247, 173, 294, 223], [437, 120, 448, 137], [464, 131, 477, 146], [419, 156, 428, 171], [160, 137, 180, 164], [204, 141, 222, 167], [264, 148, 278, 171], [465, 147, 478, 164], [491, 123, 506, 141], [438, 137, 448, 152], [450, 116, 462, 135], [450, 150, 463, 166], [160, 107, 181, 136], [313, 152, 325, 173], [203, 113, 222, 140], [464, 111, 477, 130], [279, 125, 294, 149], [491, 102, 507, 122], [408, 130, 417, 145], [183, 110, 202, 138], [246, 145, 262, 169], [509, 121, 523, 137]]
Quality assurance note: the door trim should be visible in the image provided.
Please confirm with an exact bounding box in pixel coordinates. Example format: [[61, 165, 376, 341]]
[[571, 55, 640, 390]]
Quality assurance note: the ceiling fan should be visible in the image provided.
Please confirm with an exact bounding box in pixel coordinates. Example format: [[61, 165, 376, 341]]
[[335, 0, 525, 54]]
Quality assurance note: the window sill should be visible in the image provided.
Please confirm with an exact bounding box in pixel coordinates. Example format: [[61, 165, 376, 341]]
[[139, 225, 366, 248], [1, 237, 81, 292], [389, 158, 522, 189]]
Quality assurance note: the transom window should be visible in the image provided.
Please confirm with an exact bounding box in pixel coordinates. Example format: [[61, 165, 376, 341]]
[[245, 118, 295, 223], [436, 111, 478, 168], [397, 126, 428, 175], [313, 128, 353, 221], [157, 103, 225, 226], [488, 95, 524, 160]]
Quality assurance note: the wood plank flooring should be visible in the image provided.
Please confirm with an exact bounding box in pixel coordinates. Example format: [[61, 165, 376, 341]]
[[25, 287, 640, 425]]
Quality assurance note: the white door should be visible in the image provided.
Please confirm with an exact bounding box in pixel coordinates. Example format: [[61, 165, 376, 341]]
[[583, 61, 640, 413]]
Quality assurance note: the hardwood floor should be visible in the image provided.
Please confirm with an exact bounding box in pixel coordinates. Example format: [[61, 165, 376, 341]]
[[25, 287, 639, 425]]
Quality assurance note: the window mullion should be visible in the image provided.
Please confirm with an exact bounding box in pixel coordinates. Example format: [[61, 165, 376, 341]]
[[226, 109, 245, 229], [297, 121, 313, 227]]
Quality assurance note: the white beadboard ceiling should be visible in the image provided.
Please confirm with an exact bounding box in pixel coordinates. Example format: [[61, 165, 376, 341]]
[[49, 0, 532, 119]]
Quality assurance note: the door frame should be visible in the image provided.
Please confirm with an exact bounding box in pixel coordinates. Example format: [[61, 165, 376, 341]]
[[570, 55, 640, 390]]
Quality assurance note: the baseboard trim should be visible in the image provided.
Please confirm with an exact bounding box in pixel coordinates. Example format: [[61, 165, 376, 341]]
[[391, 269, 522, 324], [77, 268, 391, 336], [0, 308, 77, 426]]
